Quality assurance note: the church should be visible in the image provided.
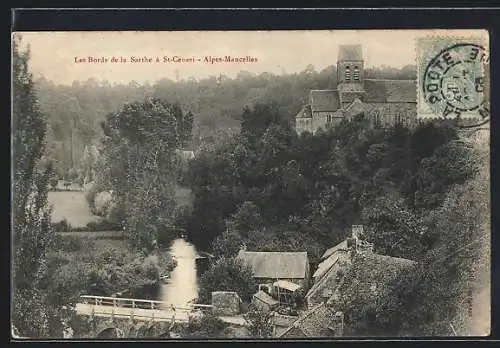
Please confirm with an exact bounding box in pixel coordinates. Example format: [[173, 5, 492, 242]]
[[295, 45, 418, 134]]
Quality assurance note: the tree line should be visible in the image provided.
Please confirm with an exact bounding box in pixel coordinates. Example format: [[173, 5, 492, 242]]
[[35, 64, 416, 182]]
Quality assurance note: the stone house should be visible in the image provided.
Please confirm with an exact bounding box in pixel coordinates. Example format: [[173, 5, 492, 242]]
[[295, 44, 418, 134], [302, 233, 417, 336]]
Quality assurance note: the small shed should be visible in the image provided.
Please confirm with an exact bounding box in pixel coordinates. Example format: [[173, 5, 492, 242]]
[[211, 291, 242, 316], [272, 280, 302, 305], [252, 290, 279, 313]]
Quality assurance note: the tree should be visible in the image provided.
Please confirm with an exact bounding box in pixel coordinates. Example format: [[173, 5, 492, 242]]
[[197, 257, 257, 304], [211, 229, 244, 258], [97, 98, 191, 250], [230, 201, 263, 237], [82, 144, 99, 183], [12, 34, 55, 337], [245, 304, 274, 338]]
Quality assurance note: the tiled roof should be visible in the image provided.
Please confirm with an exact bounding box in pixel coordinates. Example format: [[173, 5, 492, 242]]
[[253, 290, 279, 306], [273, 280, 302, 292], [321, 240, 348, 260], [338, 45, 363, 61], [329, 253, 417, 308], [278, 303, 338, 338], [364, 79, 417, 103], [313, 253, 340, 279], [237, 250, 309, 279], [309, 90, 341, 113]]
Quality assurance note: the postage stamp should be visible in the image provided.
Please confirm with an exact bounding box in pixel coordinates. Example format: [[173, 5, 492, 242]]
[[12, 27, 490, 340], [416, 32, 490, 127]]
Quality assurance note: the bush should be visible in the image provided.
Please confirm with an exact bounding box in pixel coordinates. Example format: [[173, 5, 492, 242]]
[[245, 304, 274, 338], [86, 220, 121, 231], [54, 235, 86, 252], [84, 181, 98, 211], [198, 257, 257, 304], [50, 177, 58, 190], [107, 202, 126, 226], [94, 191, 113, 216], [183, 312, 227, 338], [70, 219, 122, 232], [52, 219, 72, 232]]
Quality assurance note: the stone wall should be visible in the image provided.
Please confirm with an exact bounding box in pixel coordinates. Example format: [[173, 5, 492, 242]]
[[211, 291, 242, 316], [73, 314, 173, 338], [364, 103, 418, 129]]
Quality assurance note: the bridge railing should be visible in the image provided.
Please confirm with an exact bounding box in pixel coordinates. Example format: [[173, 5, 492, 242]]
[[79, 295, 213, 312]]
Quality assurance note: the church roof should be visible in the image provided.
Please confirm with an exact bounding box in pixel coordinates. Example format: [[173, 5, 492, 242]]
[[339, 91, 366, 104], [309, 90, 341, 112], [364, 79, 417, 103], [338, 45, 363, 61]]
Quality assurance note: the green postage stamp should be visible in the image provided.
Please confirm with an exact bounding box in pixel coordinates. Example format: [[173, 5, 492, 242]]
[[416, 32, 490, 127]]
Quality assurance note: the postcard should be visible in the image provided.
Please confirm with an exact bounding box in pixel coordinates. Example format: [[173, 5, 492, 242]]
[[11, 29, 490, 339]]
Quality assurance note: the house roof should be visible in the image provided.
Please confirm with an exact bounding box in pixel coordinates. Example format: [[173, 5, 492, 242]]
[[273, 280, 302, 292], [329, 252, 417, 308], [321, 240, 348, 260], [278, 303, 339, 338], [237, 250, 309, 279], [309, 90, 341, 113], [364, 79, 417, 103], [253, 290, 279, 306], [313, 253, 340, 279], [306, 259, 340, 302], [295, 104, 312, 119], [338, 45, 363, 61]]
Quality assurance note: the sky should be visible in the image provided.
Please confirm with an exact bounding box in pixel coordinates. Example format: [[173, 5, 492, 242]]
[[15, 30, 487, 85]]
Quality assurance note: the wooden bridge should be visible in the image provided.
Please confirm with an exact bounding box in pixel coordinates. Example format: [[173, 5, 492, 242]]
[[75, 295, 212, 323]]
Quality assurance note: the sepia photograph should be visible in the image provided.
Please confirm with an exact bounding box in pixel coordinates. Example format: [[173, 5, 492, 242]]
[[11, 29, 490, 339]]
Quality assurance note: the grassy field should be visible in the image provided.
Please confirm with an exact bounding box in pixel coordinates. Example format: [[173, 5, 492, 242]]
[[48, 186, 192, 228], [48, 191, 102, 228]]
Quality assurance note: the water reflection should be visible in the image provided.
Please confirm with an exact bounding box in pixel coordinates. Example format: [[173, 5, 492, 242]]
[[158, 238, 200, 308]]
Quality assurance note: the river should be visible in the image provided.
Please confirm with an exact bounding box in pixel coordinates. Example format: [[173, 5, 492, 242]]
[[157, 238, 200, 308]]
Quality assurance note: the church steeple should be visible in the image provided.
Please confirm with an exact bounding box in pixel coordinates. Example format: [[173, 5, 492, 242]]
[[337, 45, 364, 92]]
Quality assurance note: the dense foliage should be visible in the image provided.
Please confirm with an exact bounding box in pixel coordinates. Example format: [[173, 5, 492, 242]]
[[245, 304, 274, 338], [184, 104, 477, 268], [198, 257, 258, 304], [12, 35, 56, 337], [35, 65, 416, 181], [175, 312, 228, 338], [337, 145, 487, 336], [95, 98, 193, 249]]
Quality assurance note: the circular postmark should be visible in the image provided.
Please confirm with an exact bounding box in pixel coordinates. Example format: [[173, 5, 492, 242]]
[[422, 43, 490, 128]]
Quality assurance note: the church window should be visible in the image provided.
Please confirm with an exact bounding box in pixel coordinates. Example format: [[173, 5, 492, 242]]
[[354, 66, 360, 81], [395, 114, 402, 125], [327, 114, 332, 123], [345, 65, 351, 82]]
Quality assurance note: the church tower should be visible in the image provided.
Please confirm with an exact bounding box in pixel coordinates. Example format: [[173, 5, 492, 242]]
[[337, 45, 365, 92]]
